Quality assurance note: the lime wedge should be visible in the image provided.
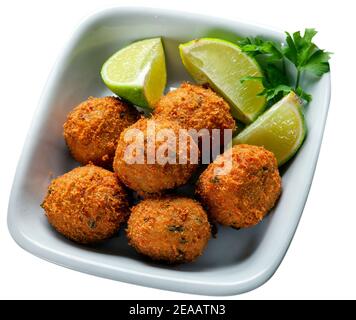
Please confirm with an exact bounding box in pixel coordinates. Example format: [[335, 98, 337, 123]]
[[232, 92, 307, 166], [101, 38, 166, 108], [179, 38, 266, 123]]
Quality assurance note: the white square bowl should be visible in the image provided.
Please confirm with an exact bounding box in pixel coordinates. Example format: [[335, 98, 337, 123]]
[[7, 7, 331, 296]]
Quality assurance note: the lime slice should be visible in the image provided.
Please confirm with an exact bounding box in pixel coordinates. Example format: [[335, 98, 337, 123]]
[[179, 38, 266, 124], [232, 92, 307, 166], [101, 38, 166, 108]]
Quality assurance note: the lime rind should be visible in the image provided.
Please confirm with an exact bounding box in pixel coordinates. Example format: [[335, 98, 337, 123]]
[[143, 42, 167, 107], [277, 99, 306, 165], [108, 84, 149, 108]]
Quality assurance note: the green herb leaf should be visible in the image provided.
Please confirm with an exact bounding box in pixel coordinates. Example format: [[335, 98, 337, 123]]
[[263, 85, 294, 101], [295, 86, 312, 102], [210, 176, 220, 184], [284, 32, 299, 65], [179, 237, 188, 244], [239, 37, 283, 61], [168, 225, 184, 232], [177, 249, 185, 260], [301, 50, 331, 76], [283, 28, 331, 77], [237, 28, 331, 105], [88, 219, 96, 229], [263, 63, 288, 88]]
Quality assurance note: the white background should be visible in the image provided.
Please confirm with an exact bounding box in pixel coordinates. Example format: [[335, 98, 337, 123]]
[[0, 0, 355, 300]]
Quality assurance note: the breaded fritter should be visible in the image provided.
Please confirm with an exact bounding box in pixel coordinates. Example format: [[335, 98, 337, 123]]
[[154, 83, 236, 135], [64, 96, 140, 168], [41, 164, 129, 244], [196, 144, 282, 228], [127, 197, 211, 263], [114, 118, 199, 196]]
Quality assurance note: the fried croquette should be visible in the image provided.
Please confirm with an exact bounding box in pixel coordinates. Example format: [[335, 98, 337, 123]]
[[113, 118, 199, 195], [127, 197, 211, 263], [154, 83, 236, 135], [196, 144, 282, 228], [41, 164, 129, 244], [64, 96, 140, 168]]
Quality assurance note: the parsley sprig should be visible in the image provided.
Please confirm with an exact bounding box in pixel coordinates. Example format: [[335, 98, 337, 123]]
[[239, 29, 331, 106]]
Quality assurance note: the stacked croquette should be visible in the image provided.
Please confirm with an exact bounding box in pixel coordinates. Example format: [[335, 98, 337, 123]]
[[41, 83, 281, 264]]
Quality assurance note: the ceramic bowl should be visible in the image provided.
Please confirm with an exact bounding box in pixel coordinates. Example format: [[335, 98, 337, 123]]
[[7, 7, 331, 296]]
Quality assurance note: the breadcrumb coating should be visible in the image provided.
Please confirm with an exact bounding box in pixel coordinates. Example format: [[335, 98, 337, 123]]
[[114, 118, 199, 195], [127, 197, 211, 263], [196, 144, 282, 228], [41, 165, 129, 244], [64, 96, 140, 168], [154, 83, 236, 135]]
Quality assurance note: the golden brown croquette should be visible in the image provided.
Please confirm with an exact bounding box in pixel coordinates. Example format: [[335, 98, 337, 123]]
[[113, 118, 199, 196], [154, 83, 236, 135], [63, 96, 140, 168], [41, 164, 129, 244], [196, 144, 282, 228], [127, 197, 211, 263]]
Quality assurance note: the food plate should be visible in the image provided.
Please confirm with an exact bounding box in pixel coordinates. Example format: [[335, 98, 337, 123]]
[[7, 7, 331, 296]]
